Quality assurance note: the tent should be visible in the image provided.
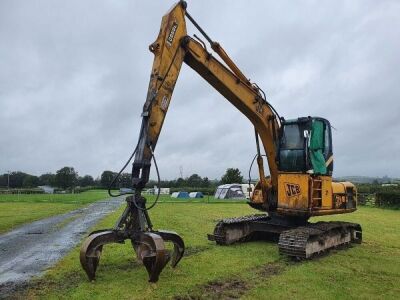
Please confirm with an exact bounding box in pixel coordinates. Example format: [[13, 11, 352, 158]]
[[214, 184, 245, 199], [189, 192, 204, 198], [171, 191, 190, 198]]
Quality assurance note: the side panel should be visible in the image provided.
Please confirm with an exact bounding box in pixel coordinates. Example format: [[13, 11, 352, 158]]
[[321, 176, 333, 208], [277, 173, 309, 210], [332, 181, 357, 209]]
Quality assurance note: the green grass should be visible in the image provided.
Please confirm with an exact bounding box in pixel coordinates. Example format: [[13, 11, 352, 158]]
[[144, 194, 247, 204], [0, 190, 111, 233], [0, 202, 83, 233], [0, 189, 110, 204], [22, 205, 400, 299]]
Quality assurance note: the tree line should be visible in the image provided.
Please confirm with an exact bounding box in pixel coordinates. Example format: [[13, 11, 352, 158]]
[[0, 167, 92, 189], [0, 167, 244, 190]]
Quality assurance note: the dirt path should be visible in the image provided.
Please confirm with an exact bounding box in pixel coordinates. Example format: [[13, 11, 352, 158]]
[[0, 196, 124, 296]]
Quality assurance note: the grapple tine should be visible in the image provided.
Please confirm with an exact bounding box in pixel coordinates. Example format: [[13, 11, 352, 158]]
[[80, 230, 122, 281], [133, 232, 169, 282], [79, 195, 186, 283], [155, 230, 185, 268]]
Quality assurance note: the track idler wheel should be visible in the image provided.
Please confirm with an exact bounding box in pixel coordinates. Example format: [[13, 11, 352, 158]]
[[80, 230, 123, 281]]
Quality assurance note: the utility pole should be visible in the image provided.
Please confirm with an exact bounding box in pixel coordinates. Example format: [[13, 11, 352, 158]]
[[179, 166, 183, 178]]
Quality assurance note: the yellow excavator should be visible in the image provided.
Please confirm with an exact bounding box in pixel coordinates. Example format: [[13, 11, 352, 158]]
[[80, 1, 362, 282]]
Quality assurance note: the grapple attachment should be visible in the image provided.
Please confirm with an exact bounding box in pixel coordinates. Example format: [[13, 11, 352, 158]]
[[79, 195, 185, 282]]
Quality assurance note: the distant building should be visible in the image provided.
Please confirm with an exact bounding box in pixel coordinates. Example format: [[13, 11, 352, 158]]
[[240, 183, 255, 199], [382, 183, 398, 187], [154, 186, 170, 195], [144, 186, 170, 195], [119, 188, 133, 194], [38, 185, 55, 194]]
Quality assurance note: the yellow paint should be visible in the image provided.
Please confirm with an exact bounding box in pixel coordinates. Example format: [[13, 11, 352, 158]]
[[277, 173, 309, 210], [321, 176, 333, 208]]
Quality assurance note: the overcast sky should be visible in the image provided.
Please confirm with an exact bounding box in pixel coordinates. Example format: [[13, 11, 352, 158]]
[[1, 0, 399, 180]]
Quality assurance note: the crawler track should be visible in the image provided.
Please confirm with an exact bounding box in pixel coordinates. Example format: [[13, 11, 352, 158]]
[[209, 216, 362, 259], [208, 214, 270, 245], [278, 221, 362, 259]]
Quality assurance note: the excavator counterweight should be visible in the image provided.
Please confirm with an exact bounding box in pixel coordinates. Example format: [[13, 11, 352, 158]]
[[80, 1, 361, 283]]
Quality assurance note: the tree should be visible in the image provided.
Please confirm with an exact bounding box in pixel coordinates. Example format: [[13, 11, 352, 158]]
[[100, 171, 117, 188], [79, 175, 94, 187], [22, 175, 39, 188], [9, 172, 28, 188], [221, 168, 243, 184], [0, 174, 6, 187], [176, 177, 185, 187], [119, 173, 131, 188], [202, 177, 210, 187], [94, 176, 101, 187], [55, 167, 78, 189], [187, 174, 203, 187], [39, 173, 56, 186]]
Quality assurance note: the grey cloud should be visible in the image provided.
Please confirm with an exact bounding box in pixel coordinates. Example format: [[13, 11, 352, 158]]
[[1, 0, 399, 180]]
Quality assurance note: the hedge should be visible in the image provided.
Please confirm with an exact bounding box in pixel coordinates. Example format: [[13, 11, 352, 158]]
[[375, 191, 400, 207], [0, 188, 44, 194]]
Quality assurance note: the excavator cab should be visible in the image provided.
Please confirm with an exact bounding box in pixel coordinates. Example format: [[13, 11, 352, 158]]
[[278, 117, 333, 175], [274, 117, 357, 218]]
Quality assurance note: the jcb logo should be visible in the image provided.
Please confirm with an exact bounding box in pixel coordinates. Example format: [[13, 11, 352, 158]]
[[285, 183, 301, 197]]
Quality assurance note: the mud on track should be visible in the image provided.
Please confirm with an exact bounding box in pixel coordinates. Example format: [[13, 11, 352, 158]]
[[0, 197, 124, 297]]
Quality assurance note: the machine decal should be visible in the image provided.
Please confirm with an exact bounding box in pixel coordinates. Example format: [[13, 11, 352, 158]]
[[285, 183, 301, 197], [166, 21, 178, 47], [160, 95, 169, 111]]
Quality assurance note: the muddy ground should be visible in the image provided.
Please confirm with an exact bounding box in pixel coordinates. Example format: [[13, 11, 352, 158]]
[[0, 196, 124, 297]]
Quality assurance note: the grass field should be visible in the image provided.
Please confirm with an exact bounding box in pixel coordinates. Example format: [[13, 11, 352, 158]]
[[21, 203, 400, 299], [141, 194, 247, 204], [0, 191, 241, 234], [0, 190, 110, 233], [0, 190, 110, 204]]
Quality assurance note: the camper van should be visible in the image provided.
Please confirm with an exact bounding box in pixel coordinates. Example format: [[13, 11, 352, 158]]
[[240, 183, 254, 199]]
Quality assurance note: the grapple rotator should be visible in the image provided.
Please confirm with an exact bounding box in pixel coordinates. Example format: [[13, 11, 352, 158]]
[[80, 194, 185, 282]]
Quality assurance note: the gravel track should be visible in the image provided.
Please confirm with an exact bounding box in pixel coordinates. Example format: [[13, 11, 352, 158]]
[[0, 196, 124, 297]]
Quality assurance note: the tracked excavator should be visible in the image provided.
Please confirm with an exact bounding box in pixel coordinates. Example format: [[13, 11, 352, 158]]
[[80, 1, 362, 283]]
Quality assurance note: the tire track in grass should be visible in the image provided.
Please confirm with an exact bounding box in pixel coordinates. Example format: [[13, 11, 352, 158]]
[[173, 260, 287, 299]]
